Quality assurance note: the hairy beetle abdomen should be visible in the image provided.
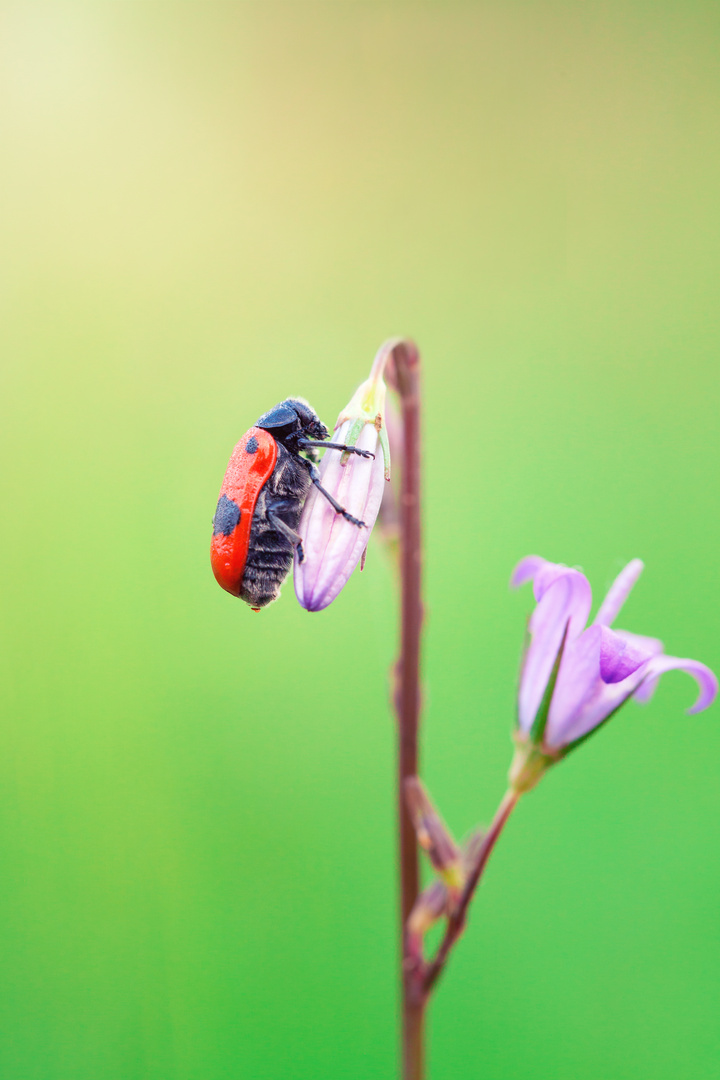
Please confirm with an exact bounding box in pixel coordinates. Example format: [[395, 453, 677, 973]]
[[239, 443, 311, 608]]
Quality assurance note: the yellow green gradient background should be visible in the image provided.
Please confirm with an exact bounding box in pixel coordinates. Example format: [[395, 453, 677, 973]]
[[1, 4, 719, 1077]]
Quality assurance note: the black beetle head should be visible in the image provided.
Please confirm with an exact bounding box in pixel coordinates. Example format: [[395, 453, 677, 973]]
[[288, 398, 328, 440], [256, 397, 328, 442]]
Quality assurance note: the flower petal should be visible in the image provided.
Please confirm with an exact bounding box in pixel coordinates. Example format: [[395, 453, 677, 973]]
[[612, 628, 665, 657], [533, 562, 584, 605], [593, 559, 644, 627], [616, 630, 665, 704], [557, 681, 637, 748], [544, 624, 601, 746], [599, 625, 658, 684], [545, 626, 663, 747], [633, 676, 659, 704], [517, 569, 593, 734], [551, 667, 647, 747], [640, 655, 718, 714]]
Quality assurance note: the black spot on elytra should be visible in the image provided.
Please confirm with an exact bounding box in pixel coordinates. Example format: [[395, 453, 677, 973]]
[[213, 494, 241, 536], [246, 436, 259, 454]]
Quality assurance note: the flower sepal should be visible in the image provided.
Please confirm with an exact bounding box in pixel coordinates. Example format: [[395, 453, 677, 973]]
[[508, 735, 560, 794], [340, 412, 391, 480]]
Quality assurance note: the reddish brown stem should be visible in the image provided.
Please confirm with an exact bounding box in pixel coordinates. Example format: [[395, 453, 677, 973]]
[[388, 340, 425, 1080], [387, 341, 518, 1072]]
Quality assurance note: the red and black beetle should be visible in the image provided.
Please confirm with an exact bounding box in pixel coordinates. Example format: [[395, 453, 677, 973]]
[[211, 398, 371, 609]]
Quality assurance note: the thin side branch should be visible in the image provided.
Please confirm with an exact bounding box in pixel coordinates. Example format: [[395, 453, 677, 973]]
[[423, 789, 519, 994]]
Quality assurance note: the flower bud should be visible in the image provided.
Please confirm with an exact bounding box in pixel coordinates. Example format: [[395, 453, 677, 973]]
[[407, 880, 449, 955], [405, 830, 486, 957], [294, 342, 394, 612], [405, 777, 464, 901]]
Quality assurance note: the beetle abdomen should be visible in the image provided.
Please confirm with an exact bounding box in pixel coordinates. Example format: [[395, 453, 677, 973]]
[[239, 444, 311, 608]]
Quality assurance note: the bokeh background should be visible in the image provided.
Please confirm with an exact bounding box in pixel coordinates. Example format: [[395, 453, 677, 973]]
[[1, 3, 719, 1078]]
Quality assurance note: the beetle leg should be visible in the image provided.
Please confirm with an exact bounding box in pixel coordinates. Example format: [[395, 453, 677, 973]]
[[267, 511, 305, 563], [302, 461, 366, 528], [297, 438, 374, 460]]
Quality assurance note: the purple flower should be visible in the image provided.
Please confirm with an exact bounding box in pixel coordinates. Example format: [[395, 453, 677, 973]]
[[509, 556, 717, 791], [294, 342, 393, 612]]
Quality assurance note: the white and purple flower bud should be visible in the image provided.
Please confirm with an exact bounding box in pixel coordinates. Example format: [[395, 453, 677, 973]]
[[294, 342, 394, 612], [508, 555, 718, 793]]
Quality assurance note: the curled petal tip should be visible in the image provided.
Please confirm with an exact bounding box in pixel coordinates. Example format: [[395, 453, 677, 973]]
[[512, 556, 592, 610], [510, 555, 546, 589], [685, 664, 718, 715], [644, 655, 718, 715]]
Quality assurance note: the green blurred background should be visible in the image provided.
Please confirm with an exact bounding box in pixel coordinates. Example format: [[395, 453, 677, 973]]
[[1, 3, 719, 1077]]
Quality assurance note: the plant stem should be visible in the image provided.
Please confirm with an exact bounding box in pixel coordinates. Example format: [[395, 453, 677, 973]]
[[402, 993, 425, 1080], [424, 789, 520, 994], [388, 340, 424, 1080]]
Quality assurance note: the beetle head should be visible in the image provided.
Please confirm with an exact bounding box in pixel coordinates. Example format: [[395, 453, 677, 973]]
[[256, 398, 328, 442], [289, 398, 328, 440]]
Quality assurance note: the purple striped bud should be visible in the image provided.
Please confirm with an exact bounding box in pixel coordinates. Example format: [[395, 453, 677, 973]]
[[294, 342, 394, 612]]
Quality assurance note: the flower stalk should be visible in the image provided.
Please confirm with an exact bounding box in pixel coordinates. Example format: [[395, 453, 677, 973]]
[[415, 555, 718, 1002], [292, 344, 718, 1075], [423, 789, 520, 994], [385, 339, 425, 1080]]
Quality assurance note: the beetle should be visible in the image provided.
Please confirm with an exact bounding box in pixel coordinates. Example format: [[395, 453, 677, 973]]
[[211, 397, 373, 610]]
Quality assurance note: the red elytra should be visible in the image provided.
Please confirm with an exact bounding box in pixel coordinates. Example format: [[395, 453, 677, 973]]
[[210, 427, 278, 596]]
